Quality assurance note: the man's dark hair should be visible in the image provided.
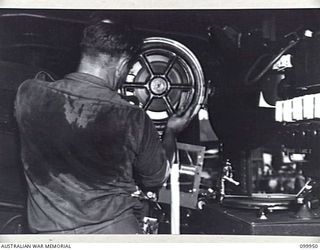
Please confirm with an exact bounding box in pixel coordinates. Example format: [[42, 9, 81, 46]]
[[80, 21, 139, 58]]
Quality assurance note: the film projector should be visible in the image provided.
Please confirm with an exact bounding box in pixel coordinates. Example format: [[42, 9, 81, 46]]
[[123, 32, 320, 236], [122, 37, 208, 234]]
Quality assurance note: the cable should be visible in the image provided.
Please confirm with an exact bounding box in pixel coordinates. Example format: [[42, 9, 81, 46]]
[[244, 54, 272, 85], [0, 214, 23, 233], [245, 39, 299, 85]]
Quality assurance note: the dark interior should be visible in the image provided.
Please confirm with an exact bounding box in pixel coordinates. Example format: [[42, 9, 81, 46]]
[[0, 9, 319, 234]]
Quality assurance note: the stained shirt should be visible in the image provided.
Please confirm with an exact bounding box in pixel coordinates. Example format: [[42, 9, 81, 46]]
[[14, 72, 168, 233]]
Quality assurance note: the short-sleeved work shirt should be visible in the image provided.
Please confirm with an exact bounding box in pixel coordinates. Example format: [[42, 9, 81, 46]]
[[15, 72, 168, 233]]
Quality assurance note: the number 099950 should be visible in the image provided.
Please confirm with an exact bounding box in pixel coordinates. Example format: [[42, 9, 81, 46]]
[[300, 244, 318, 248]]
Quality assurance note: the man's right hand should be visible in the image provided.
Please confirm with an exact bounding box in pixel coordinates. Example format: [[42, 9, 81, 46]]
[[166, 109, 192, 134]]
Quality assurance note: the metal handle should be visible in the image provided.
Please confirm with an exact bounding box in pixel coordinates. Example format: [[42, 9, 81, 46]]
[[223, 176, 240, 186]]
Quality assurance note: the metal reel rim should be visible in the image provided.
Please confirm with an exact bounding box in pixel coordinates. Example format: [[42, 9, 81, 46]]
[[126, 36, 206, 123]]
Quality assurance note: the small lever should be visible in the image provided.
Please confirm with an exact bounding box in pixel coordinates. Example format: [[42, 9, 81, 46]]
[[219, 159, 240, 202], [294, 178, 320, 219], [296, 179, 312, 198], [223, 176, 240, 186]]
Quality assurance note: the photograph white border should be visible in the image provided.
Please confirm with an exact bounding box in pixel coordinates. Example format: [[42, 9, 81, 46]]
[[0, 0, 319, 10], [0, 0, 319, 245]]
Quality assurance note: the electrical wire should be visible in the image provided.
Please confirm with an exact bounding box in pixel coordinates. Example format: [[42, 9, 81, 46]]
[[0, 215, 23, 233], [245, 39, 300, 85], [244, 54, 272, 85]]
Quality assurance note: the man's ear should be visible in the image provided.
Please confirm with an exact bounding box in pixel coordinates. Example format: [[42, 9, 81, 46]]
[[114, 55, 131, 89], [116, 56, 130, 77]]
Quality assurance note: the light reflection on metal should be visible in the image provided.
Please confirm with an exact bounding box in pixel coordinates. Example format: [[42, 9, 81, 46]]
[[123, 37, 206, 129]]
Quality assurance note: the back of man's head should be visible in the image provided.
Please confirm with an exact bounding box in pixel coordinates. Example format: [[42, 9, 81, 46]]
[[80, 21, 138, 59]]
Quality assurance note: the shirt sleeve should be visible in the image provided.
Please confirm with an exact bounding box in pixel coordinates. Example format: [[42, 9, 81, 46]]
[[134, 112, 169, 188]]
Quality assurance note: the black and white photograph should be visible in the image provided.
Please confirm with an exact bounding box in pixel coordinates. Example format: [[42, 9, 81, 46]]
[[0, 4, 320, 239]]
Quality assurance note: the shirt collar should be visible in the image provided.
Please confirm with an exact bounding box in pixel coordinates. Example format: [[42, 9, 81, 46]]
[[65, 72, 116, 91]]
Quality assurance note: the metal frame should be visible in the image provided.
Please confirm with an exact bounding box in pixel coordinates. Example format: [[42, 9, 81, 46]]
[[158, 142, 206, 209]]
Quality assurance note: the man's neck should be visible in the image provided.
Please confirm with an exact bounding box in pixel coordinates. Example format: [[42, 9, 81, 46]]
[[77, 55, 118, 89]]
